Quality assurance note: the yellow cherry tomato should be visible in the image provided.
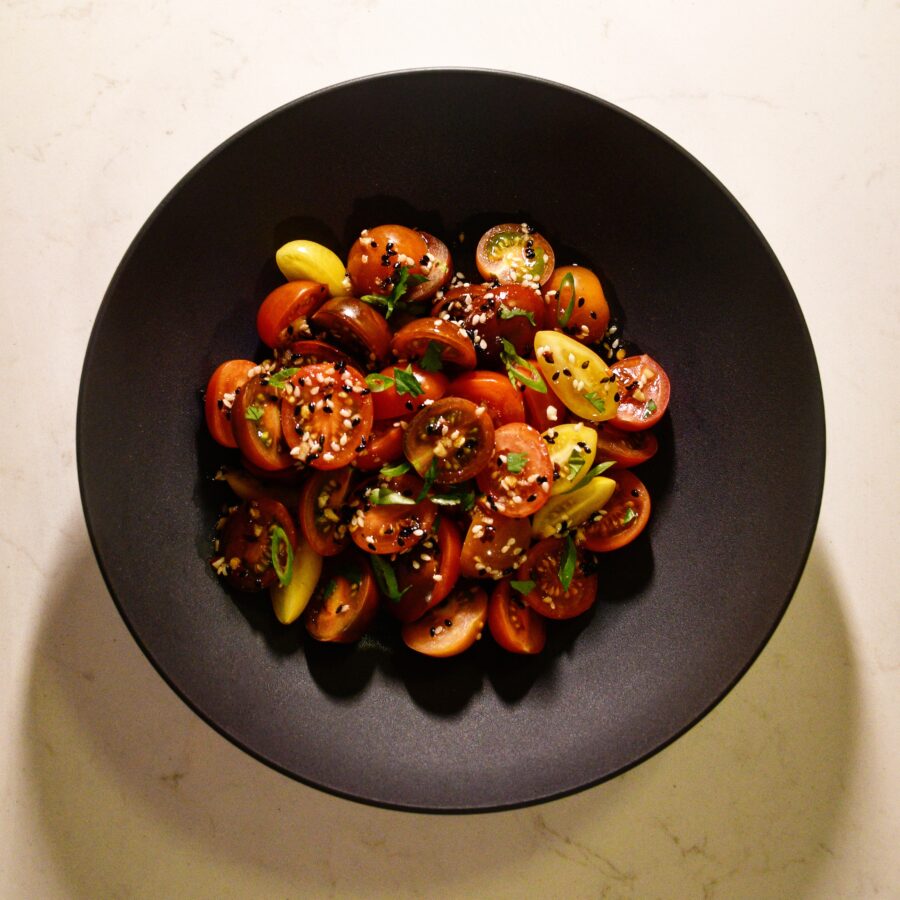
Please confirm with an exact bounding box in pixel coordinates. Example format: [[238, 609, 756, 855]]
[[541, 423, 599, 495], [270, 534, 322, 624], [275, 240, 348, 297], [531, 475, 616, 539], [533, 330, 619, 422]]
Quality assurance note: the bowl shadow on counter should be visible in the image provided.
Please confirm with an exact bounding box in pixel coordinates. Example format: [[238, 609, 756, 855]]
[[23, 527, 856, 897]]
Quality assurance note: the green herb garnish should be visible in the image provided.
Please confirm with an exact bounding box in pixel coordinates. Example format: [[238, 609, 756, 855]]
[[379, 460, 412, 478], [269, 524, 294, 587], [359, 266, 425, 319], [506, 452, 528, 474], [571, 460, 616, 492], [643, 399, 658, 419], [419, 340, 444, 372], [244, 404, 265, 422], [429, 484, 475, 511], [500, 338, 547, 393], [365, 372, 394, 392], [566, 450, 587, 481], [622, 507, 637, 525], [417, 457, 439, 501], [366, 487, 417, 506], [369, 555, 410, 603], [558, 534, 576, 591], [265, 367, 299, 389], [498, 306, 536, 326], [393, 365, 424, 397], [510, 580, 536, 595], [584, 391, 606, 414], [556, 271, 577, 328]]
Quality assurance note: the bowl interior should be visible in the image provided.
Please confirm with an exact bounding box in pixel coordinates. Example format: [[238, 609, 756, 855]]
[[78, 70, 824, 811]]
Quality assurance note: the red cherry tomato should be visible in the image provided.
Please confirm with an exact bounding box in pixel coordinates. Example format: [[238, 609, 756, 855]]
[[279, 363, 373, 471], [310, 296, 392, 367], [445, 371, 525, 428], [511, 362, 569, 432], [205, 359, 255, 448], [406, 230, 452, 304], [370, 363, 448, 420], [403, 397, 495, 485], [460, 506, 532, 579], [232, 374, 293, 471], [594, 422, 659, 468], [285, 339, 356, 369], [354, 419, 407, 472], [390, 518, 462, 623], [401, 585, 488, 658], [516, 538, 598, 620], [610, 355, 670, 431], [488, 580, 547, 654], [466, 283, 545, 364], [578, 469, 651, 552], [542, 265, 610, 343], [298, 466, 354, 556], [476, 422, 553, 518], [218, 498, 296, 592], [305, 555, 379, 643], [475, 223, 555, 287], [346, 225, 429, 297], [391, 317, 477, 369], [349, 472, 437, 555], [257, 281, 329, 349]]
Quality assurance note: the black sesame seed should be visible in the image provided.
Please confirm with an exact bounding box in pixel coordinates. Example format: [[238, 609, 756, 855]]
[[581, 360, 590, 369], [562, 368, 572, 377], [577, 297, 585, 307], [632, 488, 641, 497]]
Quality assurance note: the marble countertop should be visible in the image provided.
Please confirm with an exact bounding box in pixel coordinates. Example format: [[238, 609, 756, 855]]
[[2, 1, 897, 896]]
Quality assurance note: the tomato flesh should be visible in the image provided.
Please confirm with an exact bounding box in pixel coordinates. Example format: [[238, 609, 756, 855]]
[[391, 317, 477, 369], [349, 472, 437, 555], [476, 422, 553, 518], [542, 265, 610, 343], [232, 373, 293, 471], [354, 418, 407, 471], [488, 580, 547, 654], [460, 506, 532, 579], [205, 359, 255, 448], [475, 223, 555, 287], [305, 555, 379, 643], [257, 280, 329, 349], [284, 339, 356, 369], [516, 538, 598, 620], [446, 371, 525, 428], [610, 355, 671, 431], [594, 422, 658, 468], [578, 469, 651, 552], [403, 397, 495, 485], [298, 467, 354, 556], [401, 585, 488, 657]]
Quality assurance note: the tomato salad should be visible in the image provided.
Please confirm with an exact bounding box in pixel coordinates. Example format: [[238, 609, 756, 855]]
[[206, 223, 669, 656]]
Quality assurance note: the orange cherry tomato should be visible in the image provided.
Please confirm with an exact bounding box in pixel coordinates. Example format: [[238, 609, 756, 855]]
[[488, 580, 547, 654], [516, 538, 598, 620], [347, 224, 429, 297], [257, 281, 329, 349], [349, 472, 437, 555], [459, 506, 532, 579], [391, 317, 478, 369], [610, 355, 671, 431], [446, 371, 525, 428], [594, 422, 658, 468], [401, 585, 488, 658], [354, 419, 407, 471], [298, 467, 354, 556], [542, 265, 610, 343], [406, 230, 452, 304], [578, 469, 651, 552], [305, 555, 379, 643], [370, 363, 448, 420], [205, 359, 255, 448], [218, 498, 296, 592], [232, 373, 293, 471]]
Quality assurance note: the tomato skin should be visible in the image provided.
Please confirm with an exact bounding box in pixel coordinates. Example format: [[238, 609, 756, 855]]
[[305, 555, 379, 643], [460, 507, 532, 579], [232, 374, 293, 471], [390, 518, 462, 623], [284, 340, 356, 369], [406, 230, 452, 304], [298, 467, 354, 556], [488, 580, 547, 654], [346, 225, 428, 297], [371, 364, 448, 420], [516, 538, 598, 620], [403, 397, 495, 485], [579, 469, 651, 552], [475, 224, 555, 287], [257, 281, 329, 349], [511, 362, 569, 433], [280, 363, 373, 471], [349, 473, 437, 555], [542, 265, 610, 343], [354, 419, 406, 471], [476, 422, 553, 518], [391, 317, 477, 369], [205, 359, 255, 448], [464, 283, 545, 365], [310, 296, 392, 367], [446, 371, 525, 428], [594, 422, 658, 468], [610, 355, 671, 431], [401, 585, 489, 658], [218, 498, 297, 592]]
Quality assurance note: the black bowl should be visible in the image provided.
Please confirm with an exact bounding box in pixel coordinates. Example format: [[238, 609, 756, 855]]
[[77, 69, 824, 812]]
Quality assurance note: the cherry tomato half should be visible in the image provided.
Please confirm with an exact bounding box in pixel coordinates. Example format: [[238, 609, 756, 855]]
[[542, 265, 610, 343], [404, 397, 495, 485], [446, 371, 525, 428], [513, 362, 570, 433], [349, 472, 437, 555], [280, 363, 373, 470], [390, 518, 462, 623], [205, 359, 255, 448], [257, 280, 329, 349], [354, 418, 407, 471], [370, 363, 448, 420], [305, 554, 379, 643], [488, 580, 547, 655], [298, 466, 354, 556], [460, 506, 532, 579], [578, 469, 651, 552], [476, 422, 553, 518], [284, 339, 356, 369], [401, 585, 488, 658], [406, 230, 452, 304], [346, 225, 429, 297], [475, 223, 555, 287], [310, 296, 392, 367], [232, 373, 293, 471], [594, 422, 658, 468], [218, 498, 297, 592], [610, 355, 671, 431], [516, 538, 598, 620], [391, 317, 477, 369]]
